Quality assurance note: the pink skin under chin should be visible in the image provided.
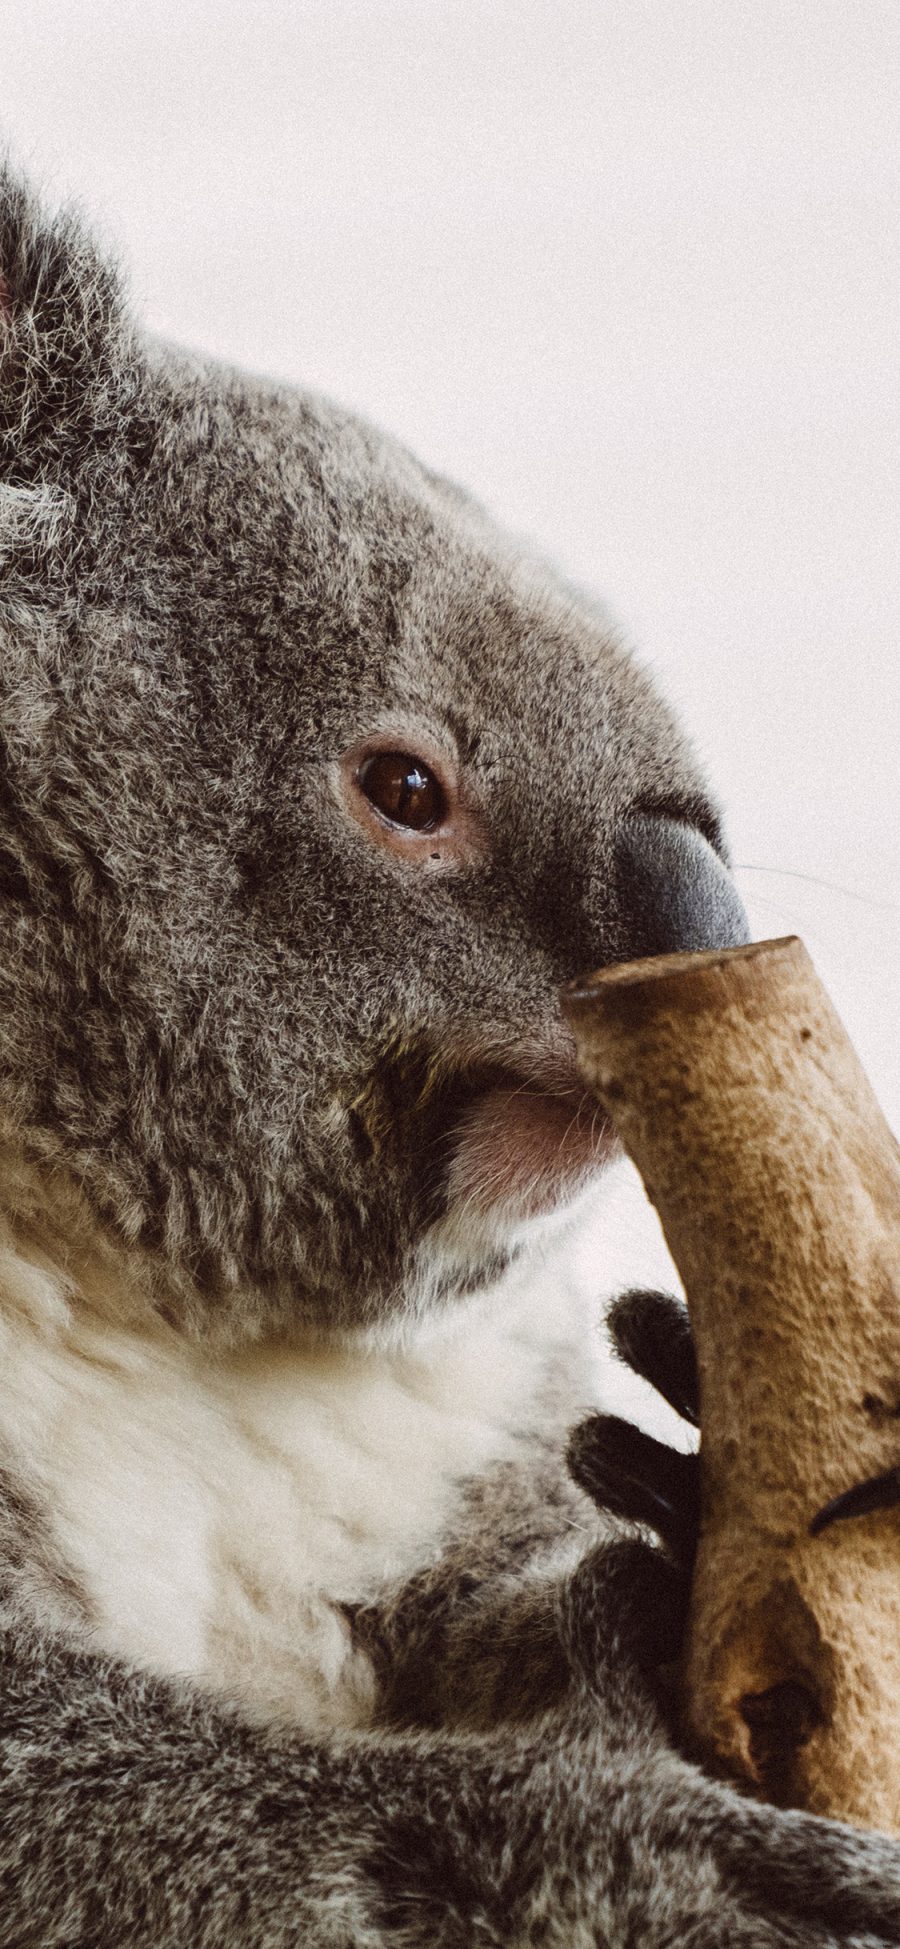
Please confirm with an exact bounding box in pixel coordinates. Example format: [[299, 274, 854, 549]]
[[446, 1084, 617, 1222]]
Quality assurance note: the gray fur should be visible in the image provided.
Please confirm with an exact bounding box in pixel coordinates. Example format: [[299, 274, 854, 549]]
[[0, 167, 729, 1345], [1, 163, 899, 1947]]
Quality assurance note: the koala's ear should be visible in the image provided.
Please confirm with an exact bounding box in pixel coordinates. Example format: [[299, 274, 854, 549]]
[[0, 163, 136, 491]]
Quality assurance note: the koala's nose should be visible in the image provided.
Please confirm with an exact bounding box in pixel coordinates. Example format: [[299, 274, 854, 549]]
[[614, 814, 750, 959]]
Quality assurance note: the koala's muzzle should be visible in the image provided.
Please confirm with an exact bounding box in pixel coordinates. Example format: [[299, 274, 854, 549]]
[[614, 814, 750, 961]]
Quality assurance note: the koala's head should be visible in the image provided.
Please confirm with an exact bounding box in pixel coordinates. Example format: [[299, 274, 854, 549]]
[[0, 169, 747, 1346]]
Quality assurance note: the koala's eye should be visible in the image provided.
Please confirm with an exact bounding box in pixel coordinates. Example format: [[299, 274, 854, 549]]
[[339, 735, 479, 867], [357, 751, 446, 831]]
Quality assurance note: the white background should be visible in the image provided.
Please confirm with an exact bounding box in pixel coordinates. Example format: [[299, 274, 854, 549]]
[[4, 1, 898, 1413]]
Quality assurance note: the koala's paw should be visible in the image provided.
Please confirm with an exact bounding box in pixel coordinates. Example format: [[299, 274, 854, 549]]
[[567, 1409, 700, 1561], [567, 1287, 701, 1559], [607, 1284, 699, 1426], [558, 1288, 700, 1688], [558, 1534, 689, 1695]]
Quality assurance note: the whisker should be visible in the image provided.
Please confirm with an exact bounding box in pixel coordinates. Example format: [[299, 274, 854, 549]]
[[734, 864, 898, 914]]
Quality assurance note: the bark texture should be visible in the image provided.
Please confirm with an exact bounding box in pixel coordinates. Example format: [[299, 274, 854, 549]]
[[564, 935, 900, 1834]]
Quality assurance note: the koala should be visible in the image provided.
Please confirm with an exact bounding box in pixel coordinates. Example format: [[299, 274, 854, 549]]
[[1, 163, 900, 1948]]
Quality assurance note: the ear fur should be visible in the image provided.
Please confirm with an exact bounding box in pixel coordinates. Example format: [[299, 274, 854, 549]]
[[0, 162, 137, 491]]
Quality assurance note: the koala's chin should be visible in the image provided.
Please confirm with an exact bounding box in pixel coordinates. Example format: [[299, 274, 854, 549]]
[[395, 1075, 616, 1334], [443, 1077, 616, 1226]]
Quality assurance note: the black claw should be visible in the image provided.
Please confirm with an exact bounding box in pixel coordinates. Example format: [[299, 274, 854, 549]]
[[607, 1288, 700, 1427], [810, 1466, 900, 1535], [567, 1413, 700, 1559]]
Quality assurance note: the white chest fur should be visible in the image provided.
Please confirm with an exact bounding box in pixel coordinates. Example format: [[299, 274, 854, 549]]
[[0, 1237, 593, 1731]]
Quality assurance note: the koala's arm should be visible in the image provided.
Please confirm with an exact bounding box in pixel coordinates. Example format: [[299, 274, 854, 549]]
[[6, 1577, 900, 1949]]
